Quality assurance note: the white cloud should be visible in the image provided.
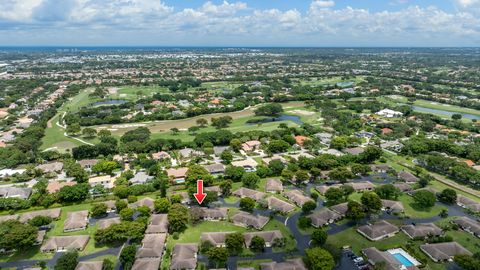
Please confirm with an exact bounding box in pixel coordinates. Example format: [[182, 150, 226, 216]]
[[0, 0, 479, 46], [310, 0, 335, 10]]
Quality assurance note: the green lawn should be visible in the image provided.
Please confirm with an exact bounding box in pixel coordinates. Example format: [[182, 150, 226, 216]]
[[399, 194, 447, 219], [263, 219, 297, 252], [165, 221, 247, 250], [327, 227, 409, 254]]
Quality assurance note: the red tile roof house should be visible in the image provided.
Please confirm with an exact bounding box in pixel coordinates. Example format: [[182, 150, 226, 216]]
[[420, 242, 472, 262], [381, 127, 393, 135], [294, 135, 310, 147], [231, 211, 269, 230], [241, 140, 261, 152], [151, 151, 171, 161], [357, 220, 399, 241]]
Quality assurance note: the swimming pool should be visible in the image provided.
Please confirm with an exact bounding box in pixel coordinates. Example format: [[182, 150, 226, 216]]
[[387, 248, 420, 267], [392, 252, 414, 267]]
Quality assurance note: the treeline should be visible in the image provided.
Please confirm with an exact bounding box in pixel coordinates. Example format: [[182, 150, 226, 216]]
[[418, 154, 480, 189]]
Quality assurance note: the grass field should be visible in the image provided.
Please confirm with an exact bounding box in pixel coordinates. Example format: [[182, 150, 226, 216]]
[[41, 88, 99, 152], [100, 101, 307, 139], [296, 76, 366, 87]]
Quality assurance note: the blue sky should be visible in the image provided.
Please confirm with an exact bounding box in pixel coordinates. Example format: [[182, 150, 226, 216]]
[[0, 0, 479, 46]]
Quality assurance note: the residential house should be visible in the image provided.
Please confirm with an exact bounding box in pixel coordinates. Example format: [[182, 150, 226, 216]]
[[146, 214, 169, 234], [330, 202, 349, 216], [46, 181, 76, 194], [346, 181, 375, 192], [131, 197, 155, 211], [197, 207, 228, 221], [97, 217, 121, 230], [36, 162, 63, 173], [452, 217, 480, 237], [262, 156, 286, 165], [232, 187, 265, 201], [130, 171, 154, 185], [294, 135, 310, 147], [203, 164, 225, 175], [64, 211, 89, 232], [200, 232, 233, 247], [75, 261, 103, 270], [309, 208, 342, 228], [376, 109, 403, 118], [170, 191, 190, 204], [77, 159, 98, 170], [394, 183, 413, 193], [260, 258, 307, 270], [420, 242, 472, 262], [204, 185, 221, 196], [244, 231, 282, 247], [241, 140, 261, 152], [0, 186, 32, 199], [231, 211, 269, 230], [170, 244, 198, 270], [357, 220, 399, 241], [381, 200, 404, 213], [41, 235, 90, 252], [265, 179, 283, 193], [401, 223, 443, 239], [166, 167, 188, 184], [266, 196, 295, 213], [457, 195, 480, 213], [370, 164, 391, 174], [283, 190, 314, 207], [315, 132, 333, 145], [315, 184, 342, 195], [231, 159, 258, 172], [131, 258, 161, 270], [344, 147, 365, 156], [36, 230, 46, 245], [178, 148, 203, 160], [136, 233, 167, 259], [397, 171, 419, 183], [213, 146, 229, 156], [151, 151, 171, 161], [20, 208, 62, 223], [88, 175, 116, 189]]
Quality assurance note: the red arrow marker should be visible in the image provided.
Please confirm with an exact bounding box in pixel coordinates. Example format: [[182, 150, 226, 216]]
[[194, 179, 207, 204]]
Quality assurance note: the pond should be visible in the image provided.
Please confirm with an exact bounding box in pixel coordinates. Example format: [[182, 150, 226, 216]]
[[412, 105, 480, 120], [246, 114, 304, 125], [92, 99, 128, 106]]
